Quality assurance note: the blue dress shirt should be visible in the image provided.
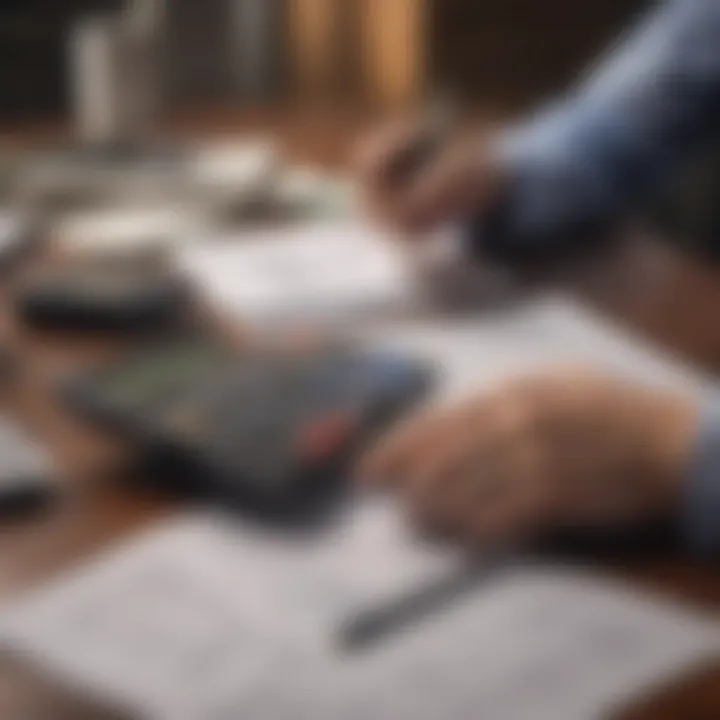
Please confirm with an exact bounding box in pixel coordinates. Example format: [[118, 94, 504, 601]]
[[475, 0, 720, 550]]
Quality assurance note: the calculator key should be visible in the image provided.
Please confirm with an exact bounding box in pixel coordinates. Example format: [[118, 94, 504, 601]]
[[296, 412, 358, 464]]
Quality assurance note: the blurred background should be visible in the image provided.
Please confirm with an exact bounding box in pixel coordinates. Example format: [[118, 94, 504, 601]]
[[0, 0, 648, 124], [0, 3, 718, 720]]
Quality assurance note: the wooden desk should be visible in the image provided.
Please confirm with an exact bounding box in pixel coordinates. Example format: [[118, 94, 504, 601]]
[[0, 112, 718, 719], [288, 0, 426, 108]]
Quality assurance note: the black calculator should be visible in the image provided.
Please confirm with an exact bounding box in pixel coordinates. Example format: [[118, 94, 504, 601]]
[[62, 338, 433, 515]]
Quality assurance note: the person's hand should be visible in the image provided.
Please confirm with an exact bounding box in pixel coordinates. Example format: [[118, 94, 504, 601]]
[[355, 119, 505, 234], [358, 368, 699, 548]]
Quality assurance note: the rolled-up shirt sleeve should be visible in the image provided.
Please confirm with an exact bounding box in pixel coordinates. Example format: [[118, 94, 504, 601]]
[[471, 0, 720, 261]]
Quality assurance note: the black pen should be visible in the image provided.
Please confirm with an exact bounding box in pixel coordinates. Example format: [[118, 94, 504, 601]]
[[337, 556, 508, 653], [384, 95, 458, 187]]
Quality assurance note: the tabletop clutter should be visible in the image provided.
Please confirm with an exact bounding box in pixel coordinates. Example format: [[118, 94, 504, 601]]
[[0, 138, 716, 720]]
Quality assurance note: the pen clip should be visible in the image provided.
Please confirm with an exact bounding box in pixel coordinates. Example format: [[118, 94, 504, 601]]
[[384, 95, 458, 187]]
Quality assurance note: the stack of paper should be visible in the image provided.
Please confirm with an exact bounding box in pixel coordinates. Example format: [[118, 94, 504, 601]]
[[179, 223, 418, 329]]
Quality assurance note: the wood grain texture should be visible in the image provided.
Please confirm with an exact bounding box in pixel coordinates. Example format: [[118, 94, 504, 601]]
[[359, 0, 428, 108], [0, 109, 716, 719], [287, 0, 344, 102]]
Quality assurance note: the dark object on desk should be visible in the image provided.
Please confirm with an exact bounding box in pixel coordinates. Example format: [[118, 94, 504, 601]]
[[338, 560, 504, 652], [0, 475, 56, 519], [537, 521, 683, 561], [0, 418, 56, 520], [16, 259, 190, 333], [62, 339, 433, 516]]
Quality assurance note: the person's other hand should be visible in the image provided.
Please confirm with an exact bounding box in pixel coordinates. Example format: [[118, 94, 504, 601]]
[[355, 119, 505, 234], [358, 368, 699, 548]]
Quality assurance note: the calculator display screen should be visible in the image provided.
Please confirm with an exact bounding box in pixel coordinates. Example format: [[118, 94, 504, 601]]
[[94, 344, 234, 410]]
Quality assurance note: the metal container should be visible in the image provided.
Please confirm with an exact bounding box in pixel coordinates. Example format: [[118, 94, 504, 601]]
[[69, 5, 163, 148]]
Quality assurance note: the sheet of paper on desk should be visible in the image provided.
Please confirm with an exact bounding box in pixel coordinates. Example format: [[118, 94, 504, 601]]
[[0, 507, 718, 720], [180, 216, 713, 397], [1, 293, 717, 719], [359, 294, 714, 404], [178, 222, 419, 328]]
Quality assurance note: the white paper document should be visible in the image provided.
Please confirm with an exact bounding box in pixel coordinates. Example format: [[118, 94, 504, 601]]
[[0, 509, 717, 720], [359, 295, 714, 405], [178, 223, 418, 328]]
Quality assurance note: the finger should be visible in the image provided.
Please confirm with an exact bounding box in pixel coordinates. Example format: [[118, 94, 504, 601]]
[[407, 435, 523, 539], [356, 402, 472, 488], [355, 119, 424, 220], [355, 117, 419, 184], [395, 390, 528, 531], [407, 389, 539, 522], [464, 493, 535, 550], [408, 460, 504, 538], [443, 464, 535, 550], [358, 394, 484, 484], [394, 136, 489, 232], [404, 419, 494, 524], [464, 439, 557, 548], [416, 425, 548, 547], [356, 412, 438, 488], [407, 391, 528, 503], [390, 405, 485, 494]]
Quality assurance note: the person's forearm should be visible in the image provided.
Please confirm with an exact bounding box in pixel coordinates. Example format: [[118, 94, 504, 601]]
[[475, 0, 720, 260]]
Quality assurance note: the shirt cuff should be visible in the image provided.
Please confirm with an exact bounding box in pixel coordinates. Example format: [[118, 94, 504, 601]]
[[464, 130, 612, 264], [683, 399, 720, 553]]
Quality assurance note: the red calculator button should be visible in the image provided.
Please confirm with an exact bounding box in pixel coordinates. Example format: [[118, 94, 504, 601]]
[[296, 412, 358, 463]]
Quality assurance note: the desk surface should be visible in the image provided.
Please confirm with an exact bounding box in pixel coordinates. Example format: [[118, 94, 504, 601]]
[[0, 110, 718, 719]]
